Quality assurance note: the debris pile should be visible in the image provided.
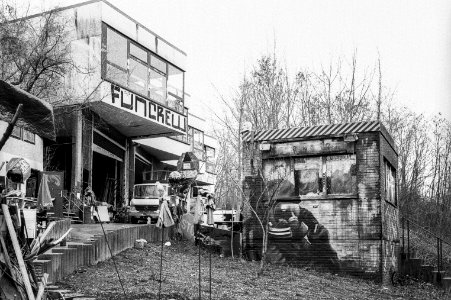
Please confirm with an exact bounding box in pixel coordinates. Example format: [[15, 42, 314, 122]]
[[0, 198, 71, 299]]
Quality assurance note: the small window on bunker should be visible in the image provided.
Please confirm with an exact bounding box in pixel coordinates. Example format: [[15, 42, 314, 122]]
[[385, 159, 396, 205], [326, 154, 357, 195], [294, 157, 322, 196]]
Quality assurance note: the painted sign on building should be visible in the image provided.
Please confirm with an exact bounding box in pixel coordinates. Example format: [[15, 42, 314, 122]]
[[266, 139, 352, 157], [107, 85, 187, 133]]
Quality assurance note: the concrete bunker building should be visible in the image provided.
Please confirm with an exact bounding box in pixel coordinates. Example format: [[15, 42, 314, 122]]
[[242, 121, 399, 282]]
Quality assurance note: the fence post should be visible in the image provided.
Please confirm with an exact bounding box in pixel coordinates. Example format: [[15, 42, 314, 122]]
[[437, 237, 440, 273], [402, 217, 405, 254], [440, 238, 443, 273], [407, 219, 410, 257]]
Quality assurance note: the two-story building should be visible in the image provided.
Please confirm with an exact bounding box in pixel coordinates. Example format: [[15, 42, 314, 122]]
[[32, 0, 217, 207]]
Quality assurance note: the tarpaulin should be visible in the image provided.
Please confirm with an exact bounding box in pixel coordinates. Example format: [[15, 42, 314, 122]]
[[156, 200, 174, 228], [0, 80, 55, 140], [37, 173, 53, 208]]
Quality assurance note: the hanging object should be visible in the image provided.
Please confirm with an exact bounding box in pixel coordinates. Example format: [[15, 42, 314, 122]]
[[37, 173, 53, 208], [6, 157, 31, 183], [156, 200, 174, 228]]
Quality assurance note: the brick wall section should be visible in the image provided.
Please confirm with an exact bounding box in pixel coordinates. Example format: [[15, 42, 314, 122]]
[[242, 129, 399, 282], [379, 132, 400, 285]]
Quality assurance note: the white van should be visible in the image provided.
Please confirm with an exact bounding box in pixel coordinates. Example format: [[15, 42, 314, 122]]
[[129, 183, 173, 223]]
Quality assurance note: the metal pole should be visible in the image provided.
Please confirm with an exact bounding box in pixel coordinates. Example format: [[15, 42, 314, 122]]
[[159, 226, 164, 300], [209, 229, 212, 300], [199, 239, 201, 300]]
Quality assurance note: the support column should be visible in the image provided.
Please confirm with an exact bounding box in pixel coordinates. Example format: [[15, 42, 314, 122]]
[[71, 109, 83, 195], [123, 138, 135, 206]]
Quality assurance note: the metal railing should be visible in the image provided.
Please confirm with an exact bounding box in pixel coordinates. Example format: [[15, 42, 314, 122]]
[[401, 216, 451, 275]]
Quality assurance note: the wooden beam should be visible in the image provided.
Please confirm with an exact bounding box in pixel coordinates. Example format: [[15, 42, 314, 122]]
[[0, 103, 23, 151], [35, 273, 49, 300], [1, 204, 36, 300]]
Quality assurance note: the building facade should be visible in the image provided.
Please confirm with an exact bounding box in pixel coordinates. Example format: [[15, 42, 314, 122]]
[[0, 121, 43, 196], [241, 121, 399, 283], [35, 0, 216, 207]]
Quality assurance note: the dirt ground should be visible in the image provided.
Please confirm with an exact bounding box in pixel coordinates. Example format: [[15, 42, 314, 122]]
[[58, 239, 448, 300]]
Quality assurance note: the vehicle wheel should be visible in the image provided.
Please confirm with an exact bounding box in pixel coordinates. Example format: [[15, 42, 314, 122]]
[[391, 271, 404, 287]]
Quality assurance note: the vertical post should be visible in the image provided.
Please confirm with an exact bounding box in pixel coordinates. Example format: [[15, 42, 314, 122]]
[[0, 103, 23, 152], [209, 237, 212, 300], [71, 109, 83, 196], [437, 238, 440, 273], [407, 220, 410, 257], [158, 226, 164, 300], [198, 240, 201, 300], [402, 217, 405, 254], [2, 204, 35, 300]]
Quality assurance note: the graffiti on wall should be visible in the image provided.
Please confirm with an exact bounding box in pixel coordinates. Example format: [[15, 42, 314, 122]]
[[266, 201, 341, 271]]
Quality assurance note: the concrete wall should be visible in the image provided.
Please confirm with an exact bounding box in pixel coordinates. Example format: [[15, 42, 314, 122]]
[[380, 131, 400, 284], [33, 224, 172, 284], [242, 130, 399, 281]]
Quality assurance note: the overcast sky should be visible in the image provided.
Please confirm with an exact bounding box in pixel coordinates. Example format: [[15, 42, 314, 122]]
[[38, 0, 451, 122]]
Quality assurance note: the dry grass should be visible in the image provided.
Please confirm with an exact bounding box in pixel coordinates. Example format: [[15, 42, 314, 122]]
[[59, 240, 448, 300]]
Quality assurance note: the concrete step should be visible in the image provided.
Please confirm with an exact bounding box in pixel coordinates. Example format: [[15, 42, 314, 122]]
[[442, 277, 451, 292], [419, 265, 435, 283], [432, 270, 446, 286]]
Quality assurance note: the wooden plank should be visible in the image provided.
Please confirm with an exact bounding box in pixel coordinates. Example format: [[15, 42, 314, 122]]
[[35, 273, 49, 300], [1, 204, 36, 300]]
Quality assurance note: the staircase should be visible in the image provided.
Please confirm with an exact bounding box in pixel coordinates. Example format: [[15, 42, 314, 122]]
[[400, 217, 451, 292]]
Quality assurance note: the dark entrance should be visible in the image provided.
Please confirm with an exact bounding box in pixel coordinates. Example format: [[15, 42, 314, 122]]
[[92, 151, 121, 207]]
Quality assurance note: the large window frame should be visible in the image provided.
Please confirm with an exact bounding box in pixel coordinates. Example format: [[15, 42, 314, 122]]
[[294, 154, 357, 198], [384, 159, 397, 206], [102, 24, 185, 113]]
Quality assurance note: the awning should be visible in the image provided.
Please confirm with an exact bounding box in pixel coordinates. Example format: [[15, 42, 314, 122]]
[[91, 83, 187, 138], [0, 80, 56, 140]]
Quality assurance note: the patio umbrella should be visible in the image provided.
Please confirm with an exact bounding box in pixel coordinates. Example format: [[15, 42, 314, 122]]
[[0, 80, 56, 150]]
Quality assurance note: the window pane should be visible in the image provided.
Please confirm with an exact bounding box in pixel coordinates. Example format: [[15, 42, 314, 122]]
[[263, 159, 294, 198], [107, 28, 127, 69], [129, 59, 148, 95], [295, 157, 322, 196], [205, 146, 215, 162], [23, 129, 35, 143], [386, 161, 396, 204], [167, 93, 183, 113], [193, 128, 203, 149], [168, 65, 183, 98], [149, 68, 167, 104], [187, 127, 193, 145], [151, 55, 167, 74], [107, 63, 127, 87], [11, 126, 22, 139], [130, 43, 148, 63], [326, 154, 356, 194]]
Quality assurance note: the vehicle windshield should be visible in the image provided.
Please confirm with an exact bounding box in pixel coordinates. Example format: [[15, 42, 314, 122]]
[[133, 185, 174, 199], [134, 185, 160, 199]]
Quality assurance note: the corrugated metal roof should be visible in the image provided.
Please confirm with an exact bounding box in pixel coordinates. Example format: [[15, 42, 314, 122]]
[[241, 121, 381, 142]]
